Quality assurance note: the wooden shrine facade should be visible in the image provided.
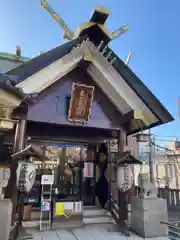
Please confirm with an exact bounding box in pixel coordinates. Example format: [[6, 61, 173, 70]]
[[0, 36, 174, 198], [0, 6, 174, 238]]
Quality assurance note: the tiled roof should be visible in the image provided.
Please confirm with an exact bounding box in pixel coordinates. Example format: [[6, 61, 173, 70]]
[[7, 39, 79, 83], [111, 49, 174, 124], [0, 73, 34, 103], [0, 52, 30, 63], [4, 38, 173, 131]]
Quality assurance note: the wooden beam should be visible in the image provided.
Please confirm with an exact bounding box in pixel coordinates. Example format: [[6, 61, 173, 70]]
[[119, 110, 134, 125], [5, 117, 27, 227], [122, 118, 147, 135]]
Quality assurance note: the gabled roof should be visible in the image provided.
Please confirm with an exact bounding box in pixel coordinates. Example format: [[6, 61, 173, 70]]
[[6, 38, 174, 134], [8, 39, 79, 82], [111, 51, 173, 126], [0, 73, 26, 100], [113, 151, 142, 165], [0, 73, 35, 106]]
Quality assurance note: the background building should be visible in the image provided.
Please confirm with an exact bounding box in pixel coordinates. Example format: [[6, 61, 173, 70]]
[[0, 46, 30, 73], [134, 136, 180, 189]]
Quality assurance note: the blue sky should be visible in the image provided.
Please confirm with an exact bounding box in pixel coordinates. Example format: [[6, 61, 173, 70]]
[[0, 0, 179, 140]]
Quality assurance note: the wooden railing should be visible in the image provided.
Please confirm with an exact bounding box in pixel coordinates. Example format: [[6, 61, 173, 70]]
[[133, 186, 180, 210], [110, 186, 180, 239], [109, 193, 130, 237], [110, 194, 119, 223], [109, 186, 180, 220], [158, 188, 180, 210]]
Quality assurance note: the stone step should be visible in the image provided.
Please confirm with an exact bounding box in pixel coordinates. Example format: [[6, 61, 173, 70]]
[[23, 217, 115, 229], [83, 208, 108, 217], [83, 215, 115, 224], [83, 207, 115, 225], [23, 208, 115, 228]]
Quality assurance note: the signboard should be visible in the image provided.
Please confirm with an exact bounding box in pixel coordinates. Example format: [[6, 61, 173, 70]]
[[68, 83, 94, 123], [41, 175, 54, 185], [55, 202, 65, 216], [74, 201, 83, 213], [55, 202, 74, 216], [84, 162, 94, 178]]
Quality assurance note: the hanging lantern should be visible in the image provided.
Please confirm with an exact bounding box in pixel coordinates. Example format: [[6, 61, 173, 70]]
[[0, 118, 17, 130], [16, 161, 36, 193], [135, 133, 150, 143], [0, 107, 18, 130], [114, 151, 142, 191], [116, 165, 133, 191]]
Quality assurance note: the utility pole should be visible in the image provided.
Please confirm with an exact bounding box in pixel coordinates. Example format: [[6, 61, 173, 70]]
[[148, 129, 154, 184]]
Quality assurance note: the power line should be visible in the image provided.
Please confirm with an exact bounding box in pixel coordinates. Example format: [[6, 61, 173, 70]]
[[153, 139, 176, 142], [152, 133, 180, 139]]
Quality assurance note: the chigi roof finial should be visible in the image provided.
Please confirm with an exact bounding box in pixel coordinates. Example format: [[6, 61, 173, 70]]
[[40, 0, 129, 45]]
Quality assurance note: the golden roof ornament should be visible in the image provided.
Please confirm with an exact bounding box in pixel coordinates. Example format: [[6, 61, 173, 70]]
[[40, 0, 129, 45]]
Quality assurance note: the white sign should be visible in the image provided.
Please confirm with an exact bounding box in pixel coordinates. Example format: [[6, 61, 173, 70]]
[[64, 202, 74, 211], [74, 201, 83, 213], [84, 162, 94, 178], [41, 175, 54, 185]]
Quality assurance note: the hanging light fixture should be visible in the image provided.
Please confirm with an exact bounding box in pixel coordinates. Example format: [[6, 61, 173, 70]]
[[135, 132, 150, 143], [0, 118, 17, 130], [114, 151, 142, 191], [0, 107, 18, 130]]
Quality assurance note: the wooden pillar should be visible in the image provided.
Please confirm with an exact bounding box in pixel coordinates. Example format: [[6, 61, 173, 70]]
[[117, 130, 130, 237], [117, 130, 128, 221], [5, 117, 27, 224], [106, 141, 111, 206], [58, 148, 67, 194], [5, 122, 20, 198], [5, 119, 27, 196], [17, 119, 27, 151], [16, 118, 27, 224]]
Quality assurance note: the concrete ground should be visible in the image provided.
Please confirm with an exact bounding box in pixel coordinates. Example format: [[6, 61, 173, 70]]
[[22, 224, 168, 240]]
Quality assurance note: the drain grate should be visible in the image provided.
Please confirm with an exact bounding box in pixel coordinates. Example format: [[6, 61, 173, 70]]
[[161, 221, 180, 240], [169, 224, 180, 240]]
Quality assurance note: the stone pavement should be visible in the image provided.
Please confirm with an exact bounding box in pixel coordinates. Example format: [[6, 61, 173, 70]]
[[24, 224, 168, 240]]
